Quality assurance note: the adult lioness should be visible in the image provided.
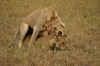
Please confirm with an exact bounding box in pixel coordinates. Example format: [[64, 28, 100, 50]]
[[9, 7, 65, 48]]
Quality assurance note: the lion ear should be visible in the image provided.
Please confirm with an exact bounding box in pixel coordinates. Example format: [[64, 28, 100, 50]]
[[63, 34, 67, 37], [53, 34, 57, 39], [58, 31, 62, 36], [53, 34, 56, 36]]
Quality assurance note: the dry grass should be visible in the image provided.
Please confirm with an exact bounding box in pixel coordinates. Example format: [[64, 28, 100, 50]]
[[0, 0, 100, 66]]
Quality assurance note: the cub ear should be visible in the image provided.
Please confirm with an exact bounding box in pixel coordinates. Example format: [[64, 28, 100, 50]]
[[53, 34, 57, 39], [58, 31, 62, 36], [63, 34, 67, 37], [53, 34, 56, 36]]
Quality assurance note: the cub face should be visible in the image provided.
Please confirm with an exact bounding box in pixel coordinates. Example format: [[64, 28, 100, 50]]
[[50, 31, 69, 51]]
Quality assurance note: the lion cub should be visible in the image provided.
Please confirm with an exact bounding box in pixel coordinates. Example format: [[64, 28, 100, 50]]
[[36, 31, 70, 51], [50, 31, 70, 51]]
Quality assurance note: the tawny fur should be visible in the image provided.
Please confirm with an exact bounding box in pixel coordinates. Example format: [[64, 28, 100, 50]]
[[9, 7, 65, 48], [36, 31, 70, 51]]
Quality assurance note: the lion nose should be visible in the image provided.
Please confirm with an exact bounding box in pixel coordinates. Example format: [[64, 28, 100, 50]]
[[66, 47, 71, 51]]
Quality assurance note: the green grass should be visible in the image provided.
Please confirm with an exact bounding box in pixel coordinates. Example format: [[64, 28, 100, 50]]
[[0, 0, 100, 66]]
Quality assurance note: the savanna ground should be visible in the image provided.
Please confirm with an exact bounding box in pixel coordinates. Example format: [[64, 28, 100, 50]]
[[0, 0, 100, 66]]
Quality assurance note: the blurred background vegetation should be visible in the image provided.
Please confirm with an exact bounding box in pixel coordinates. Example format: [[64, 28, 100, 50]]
[[0, 0, 100, 66]]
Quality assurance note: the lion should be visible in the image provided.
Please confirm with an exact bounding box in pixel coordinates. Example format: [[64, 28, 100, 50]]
[[36, 31, 70, 51], [9, 7, 65, 48]]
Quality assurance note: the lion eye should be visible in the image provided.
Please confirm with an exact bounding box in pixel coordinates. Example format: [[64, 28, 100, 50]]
[[62, 42, 64, 44], [54, 27, 56, 30]]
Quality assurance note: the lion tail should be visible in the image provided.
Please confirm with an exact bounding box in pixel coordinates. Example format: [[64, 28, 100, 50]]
[[8, 28, 20, 47]]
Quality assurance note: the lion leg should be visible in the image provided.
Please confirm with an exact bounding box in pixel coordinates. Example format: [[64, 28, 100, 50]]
[[19, 23, 29, 48], [29, 26, 40, 47]]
